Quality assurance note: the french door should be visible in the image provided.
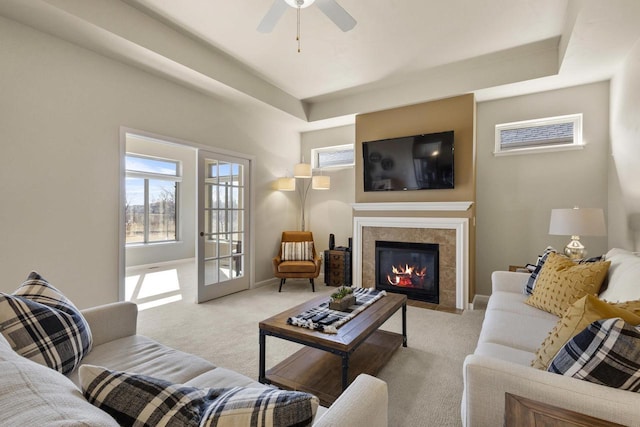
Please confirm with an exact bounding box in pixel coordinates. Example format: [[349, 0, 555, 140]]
[[197, 150, 250, 303]]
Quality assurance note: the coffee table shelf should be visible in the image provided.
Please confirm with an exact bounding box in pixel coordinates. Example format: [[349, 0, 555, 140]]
[[266, 329, 403, 406]]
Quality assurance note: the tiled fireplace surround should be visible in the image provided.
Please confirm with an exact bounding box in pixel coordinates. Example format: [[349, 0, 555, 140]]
[[352, 202, 471, 310]]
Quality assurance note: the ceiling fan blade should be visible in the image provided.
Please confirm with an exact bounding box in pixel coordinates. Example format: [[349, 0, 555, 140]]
[[315, 0, 357, 32], [257, 0, 289, 33]]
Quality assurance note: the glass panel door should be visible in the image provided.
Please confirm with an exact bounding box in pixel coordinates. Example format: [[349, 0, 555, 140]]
[[197, 150, 250, 302]]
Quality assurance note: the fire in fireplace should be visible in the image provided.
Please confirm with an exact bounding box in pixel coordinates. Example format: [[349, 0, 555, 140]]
[[375, 240, 439, 304]]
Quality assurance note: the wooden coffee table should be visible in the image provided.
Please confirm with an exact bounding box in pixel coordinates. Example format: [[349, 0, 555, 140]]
[[259, 292, 407, 406]]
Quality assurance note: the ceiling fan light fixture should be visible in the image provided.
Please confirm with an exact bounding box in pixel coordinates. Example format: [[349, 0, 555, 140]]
[[284, 0, 316, 8]]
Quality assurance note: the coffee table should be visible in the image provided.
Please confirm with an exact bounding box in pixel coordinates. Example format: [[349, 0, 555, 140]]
[[259, 292, 407, 406]]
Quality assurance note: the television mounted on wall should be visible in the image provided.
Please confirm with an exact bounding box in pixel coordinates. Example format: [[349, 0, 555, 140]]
[[362, 130, 454, 192]]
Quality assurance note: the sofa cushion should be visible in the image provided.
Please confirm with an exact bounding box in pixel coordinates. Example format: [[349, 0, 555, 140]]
[[0, 340, 118, 426], [281, 241, 314, 261], [478, 309, 558, 353], [80, 364, 319, 427], [67, 335, 218, 387], [0, 271, 93, 374], [599, 248, 640, 302], [525, 253, 610, 316], [548, 318, 640, 391], [531, 295, 640, 370]]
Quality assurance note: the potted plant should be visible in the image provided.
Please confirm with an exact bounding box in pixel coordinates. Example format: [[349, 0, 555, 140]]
[[329, 286, 355, 311]]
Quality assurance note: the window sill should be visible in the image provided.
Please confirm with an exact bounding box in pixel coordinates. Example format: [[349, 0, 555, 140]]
[[493, 143, 584, 157]]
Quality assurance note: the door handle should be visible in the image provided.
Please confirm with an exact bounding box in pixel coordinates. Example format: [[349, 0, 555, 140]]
[[200, 232, 204, 237]]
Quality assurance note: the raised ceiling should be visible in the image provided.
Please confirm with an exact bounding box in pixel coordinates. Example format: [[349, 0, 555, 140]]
[[2, 0, 640, 131]]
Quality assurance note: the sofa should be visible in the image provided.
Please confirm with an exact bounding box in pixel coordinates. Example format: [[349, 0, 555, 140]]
[[462, 248, 640, 426], [0, 299, 388, 426]]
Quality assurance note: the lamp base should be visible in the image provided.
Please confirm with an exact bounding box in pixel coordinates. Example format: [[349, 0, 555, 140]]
[[564, 235, 586, 260]]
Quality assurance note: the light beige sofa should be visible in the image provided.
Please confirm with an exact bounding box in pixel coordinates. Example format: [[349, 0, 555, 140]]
[[0, 300, 388, 426], [462, 248, 640, 426]]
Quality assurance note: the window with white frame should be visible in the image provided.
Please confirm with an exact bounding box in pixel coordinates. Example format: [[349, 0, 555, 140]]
[[125, 154, 181, 244], [311, 144, 355, 169], [494, 114, 583, 156]]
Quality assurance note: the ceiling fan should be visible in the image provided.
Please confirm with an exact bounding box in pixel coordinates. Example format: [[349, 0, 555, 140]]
[[257, 0, 357, 34]]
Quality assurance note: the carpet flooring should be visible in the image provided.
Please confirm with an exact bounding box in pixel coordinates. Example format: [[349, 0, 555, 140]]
[[137, 281, 485, 426]]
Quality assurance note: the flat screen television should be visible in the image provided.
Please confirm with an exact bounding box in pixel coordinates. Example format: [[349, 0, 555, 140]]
[[363, 130, 454, 192]]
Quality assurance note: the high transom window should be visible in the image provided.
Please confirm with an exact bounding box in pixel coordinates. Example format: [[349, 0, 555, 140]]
[[311, 144, 355, 169], [125, 154, 181, 244], [494, 114, 583, 156]]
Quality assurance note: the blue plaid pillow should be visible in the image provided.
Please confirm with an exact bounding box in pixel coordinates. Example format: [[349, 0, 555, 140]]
[[524, 247, 557, 295], [79, 365, 319, 427], [548, 318, 640, 391], [0, 272, 93, 374]]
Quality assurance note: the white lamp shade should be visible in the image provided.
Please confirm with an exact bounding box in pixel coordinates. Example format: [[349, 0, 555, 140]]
[[293, 163, 312, 178], [549, 208, 606, 236], [276, 177, 295, 191], [312, 175, 330, 190]]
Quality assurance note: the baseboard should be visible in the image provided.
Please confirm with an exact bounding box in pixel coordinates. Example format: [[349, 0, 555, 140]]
[[125, 257, 195, 272], [470, 294, 489, 310]]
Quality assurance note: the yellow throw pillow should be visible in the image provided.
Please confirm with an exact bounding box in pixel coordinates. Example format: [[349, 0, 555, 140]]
[[525, 252, 610, 316], [531, 294, 640, 370], [610, 299, 640, 315]]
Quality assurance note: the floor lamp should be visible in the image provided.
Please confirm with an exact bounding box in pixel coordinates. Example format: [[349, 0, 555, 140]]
[[276, 162, 330, 231]]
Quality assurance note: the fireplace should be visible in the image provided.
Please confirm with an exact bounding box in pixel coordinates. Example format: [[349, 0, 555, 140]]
[[375, 240, 439, 304]]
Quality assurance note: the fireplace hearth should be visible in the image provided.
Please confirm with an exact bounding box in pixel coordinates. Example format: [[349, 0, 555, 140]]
[[375, 240, 439, 304]]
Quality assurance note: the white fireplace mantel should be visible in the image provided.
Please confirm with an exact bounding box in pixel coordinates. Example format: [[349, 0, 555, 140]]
[[352, 201, 473, 212], [352, 216, 469, 310]]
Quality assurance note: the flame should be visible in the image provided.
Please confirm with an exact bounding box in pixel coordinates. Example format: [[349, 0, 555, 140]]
[[386, 264, 427, 287]]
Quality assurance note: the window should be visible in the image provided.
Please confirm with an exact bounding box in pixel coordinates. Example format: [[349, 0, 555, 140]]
[[125, 154, 181, 244], [494, 114, 583, 156], [311, 144, 354, 169]]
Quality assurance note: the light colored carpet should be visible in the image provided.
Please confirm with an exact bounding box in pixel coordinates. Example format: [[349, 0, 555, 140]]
[[137, 281, 485, 426]]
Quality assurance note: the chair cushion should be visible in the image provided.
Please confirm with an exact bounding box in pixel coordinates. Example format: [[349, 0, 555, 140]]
[[80, 364, 318, 427], [278, 260, 317, 273], [282, 241, 314, 261], [0, 271, 93, 374], [525, 253, 610, 316]]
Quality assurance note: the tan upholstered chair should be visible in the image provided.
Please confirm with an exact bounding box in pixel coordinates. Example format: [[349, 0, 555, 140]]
[[272, 231, 321, 292]]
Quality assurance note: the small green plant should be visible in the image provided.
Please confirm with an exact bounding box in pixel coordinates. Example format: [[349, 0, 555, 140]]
[[330, 286, 353, 301]]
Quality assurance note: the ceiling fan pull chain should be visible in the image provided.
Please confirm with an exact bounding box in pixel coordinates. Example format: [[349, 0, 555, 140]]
[[296, 5, 301, 53]]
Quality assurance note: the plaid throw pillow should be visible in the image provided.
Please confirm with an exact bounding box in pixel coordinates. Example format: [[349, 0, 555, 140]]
[[0, 271, 93, 374], [80, 365, 319, 427], [281, 241, 314, 261], [548, 317, 640, 391], [524, 247, 556, 295]]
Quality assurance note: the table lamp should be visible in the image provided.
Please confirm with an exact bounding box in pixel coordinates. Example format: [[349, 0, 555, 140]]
[[548, 207, 606, 260]]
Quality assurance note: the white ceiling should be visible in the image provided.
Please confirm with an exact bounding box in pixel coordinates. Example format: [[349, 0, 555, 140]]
[[2, 0, 640, 131]]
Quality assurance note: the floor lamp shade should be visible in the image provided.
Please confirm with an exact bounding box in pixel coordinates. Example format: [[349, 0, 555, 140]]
[[293, 163, 312, 178], [312, 175, 330, 190], [276, 177, 295, 191]]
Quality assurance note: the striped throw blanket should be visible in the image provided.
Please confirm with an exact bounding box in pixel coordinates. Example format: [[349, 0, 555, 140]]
[[287, 288, 386, 334]]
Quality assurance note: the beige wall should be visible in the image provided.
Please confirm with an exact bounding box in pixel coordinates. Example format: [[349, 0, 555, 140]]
[[610, 40, 640, 252], [476, 82, 610, 296], [0, 17, 300, 308], [301, 125, 355, 254], [355, 94, 476, 204]]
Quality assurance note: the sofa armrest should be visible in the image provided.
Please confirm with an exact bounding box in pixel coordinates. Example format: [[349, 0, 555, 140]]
[[491, 271, 530, 294], [313, 374, 388, 427], [462, 354, 640, 427], [81, 301, 138, 346]]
